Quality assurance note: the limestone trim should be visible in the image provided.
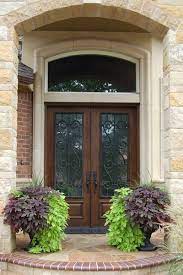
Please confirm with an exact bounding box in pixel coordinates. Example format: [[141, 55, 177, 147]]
[[44, 92, 140, 104], [1, 1, 182, 38], [33, 38, 164, 183]]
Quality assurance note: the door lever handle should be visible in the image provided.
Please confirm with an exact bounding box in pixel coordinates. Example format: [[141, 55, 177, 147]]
[[86, 171, 91, 192], [92, 171, 97, 192]]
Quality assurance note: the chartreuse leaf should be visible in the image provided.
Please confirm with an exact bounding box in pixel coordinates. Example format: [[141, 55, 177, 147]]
[[104, 188, 144, 252], [29, 193, 69, 254]]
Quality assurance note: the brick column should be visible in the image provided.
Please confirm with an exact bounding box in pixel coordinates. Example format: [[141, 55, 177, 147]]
[[0, 26, 18, 253], [17, 89, 33, 180], [163, 29, 183, 203]]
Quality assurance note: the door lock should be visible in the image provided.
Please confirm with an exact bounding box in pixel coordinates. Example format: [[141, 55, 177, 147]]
[[92, 171, 97, 192], [86, 171, 92, 192]]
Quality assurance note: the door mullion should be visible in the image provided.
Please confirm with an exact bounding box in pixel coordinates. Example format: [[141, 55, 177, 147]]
[[83, 109, 92, 227], [90, 108, 100, 227], [89, 109, 92, 228]]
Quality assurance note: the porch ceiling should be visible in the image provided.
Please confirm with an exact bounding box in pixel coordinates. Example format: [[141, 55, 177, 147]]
[[36, 17, 148, 33]]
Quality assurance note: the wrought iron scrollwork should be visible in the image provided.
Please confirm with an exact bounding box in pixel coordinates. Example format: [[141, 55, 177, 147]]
[[55, 113, 83, 197], [101, 113, 129, 197]]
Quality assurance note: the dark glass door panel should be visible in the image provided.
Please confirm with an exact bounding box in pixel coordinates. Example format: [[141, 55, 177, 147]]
[[55, 113, 83, 197], [101, 113, 129, 197]]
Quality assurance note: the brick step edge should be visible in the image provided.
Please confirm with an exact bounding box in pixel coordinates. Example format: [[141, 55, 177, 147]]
[[0, 253, 177, 271]]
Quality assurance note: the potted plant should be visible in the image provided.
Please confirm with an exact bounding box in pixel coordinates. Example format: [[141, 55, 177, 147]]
[[125, 185, 170, 251], [105, 188, 144, 252], [3, 183, 69, 253]]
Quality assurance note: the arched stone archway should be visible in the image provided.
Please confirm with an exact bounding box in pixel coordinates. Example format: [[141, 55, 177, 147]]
[[0, 0, 183, 253], [1, 0, 181, 37]]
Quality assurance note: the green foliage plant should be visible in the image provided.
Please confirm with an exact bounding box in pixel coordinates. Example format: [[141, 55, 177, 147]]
[[104, 188, 144, 252], [4, 176, 69, 254], [31, 175, 44, 187], [10, 188, 24, 198], [29, 192, 69, 254]]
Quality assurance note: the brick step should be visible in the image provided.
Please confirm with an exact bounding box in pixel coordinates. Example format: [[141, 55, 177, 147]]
[[5, 262, 171, 275]]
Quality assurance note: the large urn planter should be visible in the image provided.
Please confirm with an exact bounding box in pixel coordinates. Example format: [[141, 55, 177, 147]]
[[125, 185, 170, 252], [138, 231, 157, 251], [3, 182, 69, 254], [105, 184, 170, 252]]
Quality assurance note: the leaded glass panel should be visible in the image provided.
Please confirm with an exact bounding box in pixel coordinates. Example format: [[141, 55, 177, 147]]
[[101, 113, 129, 197], [55, 113, 83, 197]]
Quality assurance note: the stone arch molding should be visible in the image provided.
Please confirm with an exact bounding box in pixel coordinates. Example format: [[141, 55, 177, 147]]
[[2, 0, 182, 38]]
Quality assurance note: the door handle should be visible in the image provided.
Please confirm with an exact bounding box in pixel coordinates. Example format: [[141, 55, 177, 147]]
[[86, 172, 91, 192], [92, 171, 97, 192]]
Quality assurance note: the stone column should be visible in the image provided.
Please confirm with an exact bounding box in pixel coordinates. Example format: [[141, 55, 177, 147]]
[[0, 25, 18, 253], [163, 29, 183, 204]]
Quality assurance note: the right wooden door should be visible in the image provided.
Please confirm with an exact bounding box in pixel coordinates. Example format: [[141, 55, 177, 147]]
[[90, 106, 139, 227]]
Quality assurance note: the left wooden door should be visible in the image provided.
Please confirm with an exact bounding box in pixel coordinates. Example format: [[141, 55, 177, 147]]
[[45, 106, 91, 227]]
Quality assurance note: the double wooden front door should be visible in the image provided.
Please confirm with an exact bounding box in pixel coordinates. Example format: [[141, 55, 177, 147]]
[[46, 105, 139, 231]]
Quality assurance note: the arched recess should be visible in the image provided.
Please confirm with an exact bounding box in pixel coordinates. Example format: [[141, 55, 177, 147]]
[[2, 0, 181, 38], [33, 38, 163, 184]]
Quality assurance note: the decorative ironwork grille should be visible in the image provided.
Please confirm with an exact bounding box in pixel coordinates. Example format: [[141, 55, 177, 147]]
[[55, 113, 83, 197], [100, 113, 129, 197]]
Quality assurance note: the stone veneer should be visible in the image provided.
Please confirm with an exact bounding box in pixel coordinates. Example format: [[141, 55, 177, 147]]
[[0, 0, 182, 255]]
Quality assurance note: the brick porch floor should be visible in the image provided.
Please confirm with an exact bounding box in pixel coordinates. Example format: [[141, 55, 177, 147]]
[[15, 230, 165, 262]]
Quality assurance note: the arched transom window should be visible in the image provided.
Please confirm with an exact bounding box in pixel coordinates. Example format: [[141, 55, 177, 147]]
[[47, 54, 138, 93]]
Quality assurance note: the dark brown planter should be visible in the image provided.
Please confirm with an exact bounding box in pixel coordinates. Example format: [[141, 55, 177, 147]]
[[138, 232, 157, 251]]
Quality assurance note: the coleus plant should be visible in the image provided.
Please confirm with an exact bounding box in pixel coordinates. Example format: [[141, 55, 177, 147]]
[[104, 188, 144, 252], [125, 186, 170, 235], [3, 186, 49, 239], [4, 184, 69, 254], [21, 186, 53, 198]]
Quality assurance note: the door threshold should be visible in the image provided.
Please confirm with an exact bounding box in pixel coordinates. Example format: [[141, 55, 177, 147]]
[[65, 227, 107, 234]]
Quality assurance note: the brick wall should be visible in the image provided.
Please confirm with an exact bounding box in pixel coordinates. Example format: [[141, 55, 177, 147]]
[[16, 88, 33, 179]]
